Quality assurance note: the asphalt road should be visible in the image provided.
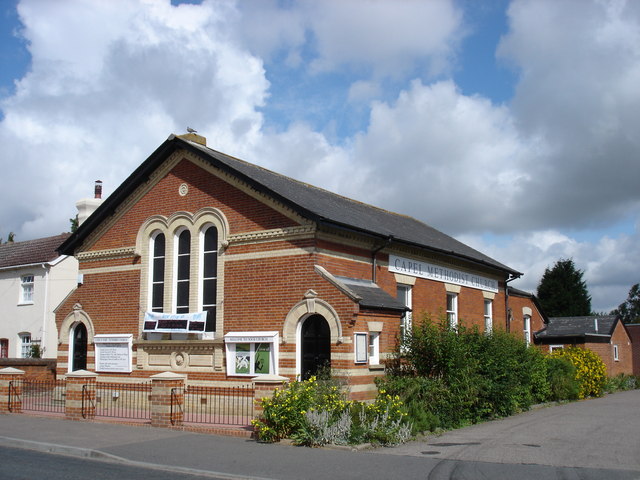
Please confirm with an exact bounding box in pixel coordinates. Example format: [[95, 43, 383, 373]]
[[1, 390, 640, 479]]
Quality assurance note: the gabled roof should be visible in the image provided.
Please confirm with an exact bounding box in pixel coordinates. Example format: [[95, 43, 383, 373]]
[[59, 135, 520, 277], [535, 315, 618, 341], [507, 286, 549, 323], [0, 233, 71, 269]]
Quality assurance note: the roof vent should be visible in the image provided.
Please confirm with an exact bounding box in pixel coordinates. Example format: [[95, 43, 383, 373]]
[[594, 318, 599, 333]]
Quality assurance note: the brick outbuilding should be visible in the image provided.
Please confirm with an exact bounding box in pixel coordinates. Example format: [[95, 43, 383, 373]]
[[55, 133, 524, 399]]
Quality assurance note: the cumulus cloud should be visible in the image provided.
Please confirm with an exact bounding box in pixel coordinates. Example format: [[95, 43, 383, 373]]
[[0, 0, 268, 238]]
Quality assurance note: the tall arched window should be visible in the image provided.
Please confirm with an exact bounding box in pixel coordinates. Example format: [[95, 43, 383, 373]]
[[202, 226, 218, 332], [175, 230, 191, 314], [150, 233, 165, 313]]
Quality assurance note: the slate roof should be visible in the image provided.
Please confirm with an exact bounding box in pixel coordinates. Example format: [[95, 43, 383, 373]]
[[335, 276, 408, 311], [0, 233, 71, 269], [535, 315, 618, 340], [59, 135, 520, 277]]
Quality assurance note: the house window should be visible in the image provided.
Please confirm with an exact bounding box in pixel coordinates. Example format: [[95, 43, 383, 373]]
[[484, 299, 493, 334], [397, 285, 412, 341], [523, 315, 531, 345], [175, 230, 191, 314], [150, 233, 165, 313], [614, 344, 619, 362], [549, 345, 563, 353], [446, 293, 458, 329], [20, 275, 34, 303], [354, 333, 368, 363], [224, 332, 279, 376], [201, 226, 217, 332], [368, 332, 380, 365], [19, 333, 31, 358], [0, 339, 8, 358]]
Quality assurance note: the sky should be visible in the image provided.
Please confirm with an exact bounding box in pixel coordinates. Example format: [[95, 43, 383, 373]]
[[0, 0, 638, 313]]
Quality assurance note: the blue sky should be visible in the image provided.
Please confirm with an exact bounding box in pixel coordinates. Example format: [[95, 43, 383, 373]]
[[0, 0, 638, 312]]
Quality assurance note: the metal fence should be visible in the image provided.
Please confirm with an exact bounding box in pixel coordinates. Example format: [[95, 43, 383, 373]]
[[182, 384, 254, 426], [94, 382, 152, 420], [20, 379, 66, 415]]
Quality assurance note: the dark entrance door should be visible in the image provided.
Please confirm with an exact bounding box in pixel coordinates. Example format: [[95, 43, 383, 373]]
[[301, 314, 330, 380], [72, 323, 87, 371]]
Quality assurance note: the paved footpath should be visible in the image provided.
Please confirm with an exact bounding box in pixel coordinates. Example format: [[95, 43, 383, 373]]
[[1, 390, 640, 479]]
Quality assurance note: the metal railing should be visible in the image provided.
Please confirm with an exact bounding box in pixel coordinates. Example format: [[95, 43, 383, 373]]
[[171, 387, 183, 426], [20, 379, 66, 414], [94, 382, 152, 420], [8, 381, 20, 412], [183, 384, 254, 426]]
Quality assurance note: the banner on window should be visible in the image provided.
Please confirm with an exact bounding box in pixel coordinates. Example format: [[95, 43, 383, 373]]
[[143, 311, 206, 333]]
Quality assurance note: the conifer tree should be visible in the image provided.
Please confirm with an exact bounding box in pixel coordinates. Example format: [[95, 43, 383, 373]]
[[536, 259, 592, 317], [612, 283, 640, 323]]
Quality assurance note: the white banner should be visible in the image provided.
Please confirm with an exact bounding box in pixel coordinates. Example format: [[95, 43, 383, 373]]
[[389, 254, 499, 293], [143, 311, 207, 332]]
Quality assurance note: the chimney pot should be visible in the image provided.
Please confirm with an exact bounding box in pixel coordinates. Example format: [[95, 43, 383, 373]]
[[94, 180, 103, 199]]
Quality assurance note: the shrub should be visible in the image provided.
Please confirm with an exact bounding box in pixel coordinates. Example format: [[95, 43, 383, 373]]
[[253, 375, 411, 446], [551, 347, 607, 399], [605, 374, 638, 393], [382, 315, 557, 431], [544, 355, 580, 401]]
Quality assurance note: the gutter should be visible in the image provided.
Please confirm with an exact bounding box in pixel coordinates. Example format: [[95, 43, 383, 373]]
[[371, 236, 393, 283]]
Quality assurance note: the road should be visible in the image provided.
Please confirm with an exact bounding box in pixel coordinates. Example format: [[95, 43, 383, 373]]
[[1, 390, 640, 479]]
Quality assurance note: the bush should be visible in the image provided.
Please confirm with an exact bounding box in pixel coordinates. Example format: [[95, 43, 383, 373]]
[[545, 355, 580, 401], [252, 375, 411, 446], [551, 347, 607, 398], [605, 374, 638, 393], [382, 315, 561, 431]]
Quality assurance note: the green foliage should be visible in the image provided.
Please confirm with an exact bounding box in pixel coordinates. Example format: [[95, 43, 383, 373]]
[[604, 374, 638, 393], [252, 375, 411, 446], [29, 344, 42, 359], [551, 347, 607, 399], [612, 283, 640, 324], [537, 258, 592, 316], [545, 355, 580, 401], [382, 315, 556, 431], [70, 215, 79, 233]]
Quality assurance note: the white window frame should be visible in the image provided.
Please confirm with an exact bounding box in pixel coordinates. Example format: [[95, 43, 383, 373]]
[[484, 299, 493, 334], [523, 315, 531, 346], [149, 232, 165, 313], [613, 344, 619, 362], [397, 284, 412, 342], [20, 275, 34, 304], [368, 332, 380, 365], [224, 332, 279, 377], [549, 345, 563, 353], [19, 333, 31, 358], [354, 332, 368, 364], [446, 293, 458, 329], [173, 228, 191, 314]]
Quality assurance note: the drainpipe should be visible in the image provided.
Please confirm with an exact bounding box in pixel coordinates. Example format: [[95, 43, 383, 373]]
[[41, 263, 50, 357], [504, 274, 520, 333], [371, 236, 393, 283]]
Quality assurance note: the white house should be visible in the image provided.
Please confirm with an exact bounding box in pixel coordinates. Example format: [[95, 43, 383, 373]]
[[0, 233, 78, 358]]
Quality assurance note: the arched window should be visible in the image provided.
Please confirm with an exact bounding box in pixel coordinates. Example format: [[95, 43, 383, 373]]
[[175, 230, 191, 314], [202, 226, 218, 332], [150, 233, 165, 313]]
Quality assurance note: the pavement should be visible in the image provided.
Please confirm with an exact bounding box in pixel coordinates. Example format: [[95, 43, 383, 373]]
[[2, 390, 640, 479]]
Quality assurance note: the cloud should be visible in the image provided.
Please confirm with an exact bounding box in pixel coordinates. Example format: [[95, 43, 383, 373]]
[[0, 0, 268, 239], [497, 0, 640, 230]]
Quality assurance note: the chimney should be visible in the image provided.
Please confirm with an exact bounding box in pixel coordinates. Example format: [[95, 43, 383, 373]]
[[76, 180, 104, 226], [178, 131, 207, 146]]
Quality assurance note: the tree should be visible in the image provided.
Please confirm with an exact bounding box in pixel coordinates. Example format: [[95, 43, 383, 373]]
[[69, 215, 79, 233], [536, 259, 592, 317], [612, 283, 640, 324]]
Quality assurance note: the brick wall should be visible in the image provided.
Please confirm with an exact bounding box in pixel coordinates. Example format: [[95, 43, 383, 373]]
[[0, 359, 56, 381], [625, 324, 640, 376]]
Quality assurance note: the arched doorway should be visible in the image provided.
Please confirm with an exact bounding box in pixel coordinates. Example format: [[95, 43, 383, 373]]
[[72, 323, 88, 371], [301, 314, 331, 380]]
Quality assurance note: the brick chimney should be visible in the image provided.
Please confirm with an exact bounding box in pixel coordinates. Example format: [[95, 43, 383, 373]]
[[76, 180, 104, 225]]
